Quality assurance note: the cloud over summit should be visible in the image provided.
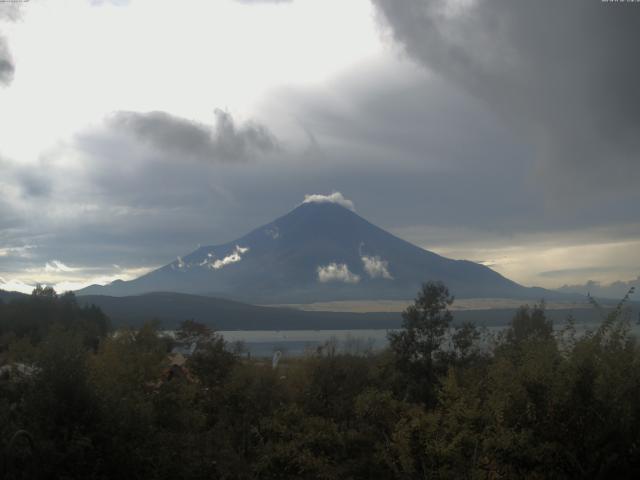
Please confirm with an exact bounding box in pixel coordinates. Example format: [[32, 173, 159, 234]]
[[302, 192, 355, 211]]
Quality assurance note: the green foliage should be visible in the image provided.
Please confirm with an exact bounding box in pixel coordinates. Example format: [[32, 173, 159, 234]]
[[390, 281, 455, 361], [0, 287, 109, 350], [301, 351, 374, 423], [186, 327, 236, 388], [176, 318, 214, 345], [1, 284, 640, 478], [505, 302, 553, 345], [21, 328, 101, 478], [388, 281, 455, 404], [255, 405, 343, 479]]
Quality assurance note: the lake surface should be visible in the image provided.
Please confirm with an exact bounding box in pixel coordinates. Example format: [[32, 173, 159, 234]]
[[219, 321, 640, 357], [220, 329, 391, 357]]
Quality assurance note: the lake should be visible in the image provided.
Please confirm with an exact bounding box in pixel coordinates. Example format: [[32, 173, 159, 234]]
[[219, 321, 640, 357]]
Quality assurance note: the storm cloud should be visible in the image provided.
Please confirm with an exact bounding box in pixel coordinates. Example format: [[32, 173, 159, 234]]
[[372, 0, 640, 191], [1, 1, 638, 294], [109, 109, 279, 163], [0, 36, 13, 85]]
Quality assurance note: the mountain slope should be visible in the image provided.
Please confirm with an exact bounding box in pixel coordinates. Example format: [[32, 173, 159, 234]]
[[0, 289, 28, 303], [77, 201, 551, 302]]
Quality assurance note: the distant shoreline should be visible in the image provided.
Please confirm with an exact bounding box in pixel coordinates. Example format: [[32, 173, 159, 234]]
[[265, 297, 595, 313]]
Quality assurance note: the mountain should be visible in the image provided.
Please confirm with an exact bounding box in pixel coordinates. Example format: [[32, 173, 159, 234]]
[[0, 289, 27, 303], [77, 200, 553, 303]]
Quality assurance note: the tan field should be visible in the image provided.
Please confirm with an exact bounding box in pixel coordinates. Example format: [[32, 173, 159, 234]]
[[266, 298, 592, 313]]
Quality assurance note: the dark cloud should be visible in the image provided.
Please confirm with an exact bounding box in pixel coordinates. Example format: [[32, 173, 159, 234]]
[[0, 5, 20, 86], [0, 36, 13, 85], [12, 110, 285, 271], [0, 157, 52, 198], [371, 0, 640, 192], [20, 60, 635, 278], [3, 36, 640, 291], [15, 169, 51, 198], [109, 109, 279, 162], [260, 63, 556, 232], [0, 199, 22, 232]]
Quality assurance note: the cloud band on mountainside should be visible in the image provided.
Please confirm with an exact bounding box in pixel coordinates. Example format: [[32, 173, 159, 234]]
[[361, 255, 393, 279], [206, 245, 250, 270], [317, 263, 360, 284]]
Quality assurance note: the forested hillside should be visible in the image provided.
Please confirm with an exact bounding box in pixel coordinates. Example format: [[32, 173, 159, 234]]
[[1, 284, 639, 479]]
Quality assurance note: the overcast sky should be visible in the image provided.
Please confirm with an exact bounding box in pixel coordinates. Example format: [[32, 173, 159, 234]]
[[1, 0, 639, 296]]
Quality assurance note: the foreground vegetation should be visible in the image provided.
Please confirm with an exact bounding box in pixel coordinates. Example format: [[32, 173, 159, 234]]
[[1, 283, 639, 479]]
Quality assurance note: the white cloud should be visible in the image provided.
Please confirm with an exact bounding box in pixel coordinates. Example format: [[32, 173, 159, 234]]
[[361, 255, 393, 279], [302, 192, 355, 211], [1, 265, 153, 294], [43, 260, 75, 273], [206, 245, 250, 270], [0, 277, 34, 294], [317, 263, 360, 283], [0, 245, 35, 258]]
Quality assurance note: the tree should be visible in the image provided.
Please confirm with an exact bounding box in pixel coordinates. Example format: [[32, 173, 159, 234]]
[[24, 328, 100, 478], [388, 281, 454, 404], [175, 319, 214, 346], [174, 319, 236, 388], [505, 302, 552, 346], [451, 321, 482, 364], [188, 335, 236, 388], [0, 287, 109, 348], [31, 284, 57, 300]]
